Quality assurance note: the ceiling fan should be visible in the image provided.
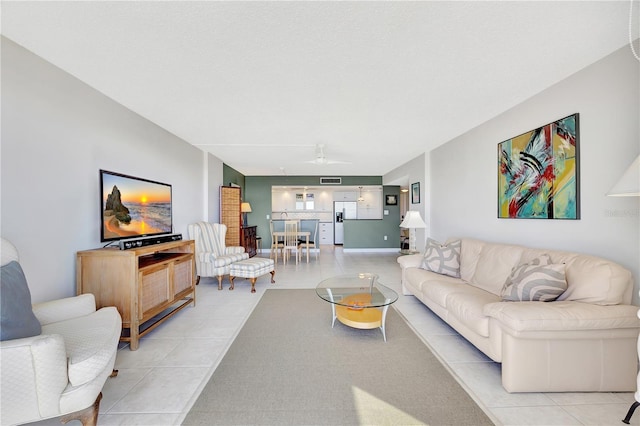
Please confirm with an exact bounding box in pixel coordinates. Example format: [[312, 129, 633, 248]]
[[304, 144, 351, 165]]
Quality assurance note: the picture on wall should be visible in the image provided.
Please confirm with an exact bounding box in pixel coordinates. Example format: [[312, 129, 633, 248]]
[[385, 194, 397, 205], [498, 113, 580, 219], [411, 182, 420, 204]]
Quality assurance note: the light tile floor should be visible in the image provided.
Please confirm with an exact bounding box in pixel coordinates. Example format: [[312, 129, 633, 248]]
[[28, 247, 638, 426]]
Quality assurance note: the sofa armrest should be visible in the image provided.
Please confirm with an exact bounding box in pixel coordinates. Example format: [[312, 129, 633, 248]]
[[397, 253, 423, 269], [397, 254, 423, 296], [1, 334, 69, 422], [33, 294, 96, 325], [225, 246, 246, 255], [484, 300, 640, 333]]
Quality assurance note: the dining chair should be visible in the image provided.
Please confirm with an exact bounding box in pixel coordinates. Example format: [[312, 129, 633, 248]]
[[283, 220, 299, 265], [269, 220, 284, 262], [298, 219, 319, 262]]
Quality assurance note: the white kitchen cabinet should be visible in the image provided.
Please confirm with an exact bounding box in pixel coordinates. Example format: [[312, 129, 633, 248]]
[[356, 189, 383, 219], [315, 191, 332, 211], [319, 222, 334, 245], [333, 191, 357, 201], [272, 191, 295, 211]]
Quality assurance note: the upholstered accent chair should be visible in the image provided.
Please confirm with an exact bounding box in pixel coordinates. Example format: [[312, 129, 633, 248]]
[[0, 237, 122, 426], [187, 222, 249, 289]]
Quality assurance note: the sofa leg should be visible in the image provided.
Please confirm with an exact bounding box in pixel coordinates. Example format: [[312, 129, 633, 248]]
[[110, 369, 119, 378], [195, 275, 201, 285], [217, 276, 223, 290], [60, 392, 102, 426], [623, 400, 639, 424]]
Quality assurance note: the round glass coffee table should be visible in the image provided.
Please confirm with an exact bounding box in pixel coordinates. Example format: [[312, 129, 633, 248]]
[[315, 273, 398, 341]]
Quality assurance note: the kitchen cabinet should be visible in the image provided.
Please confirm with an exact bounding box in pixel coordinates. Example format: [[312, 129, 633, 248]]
[[319, 222, 334, 245], [357, 189, 383, 219], [312, 190, 332, 211], [272, 191, 295, 211], [333, 191, 357, 201]]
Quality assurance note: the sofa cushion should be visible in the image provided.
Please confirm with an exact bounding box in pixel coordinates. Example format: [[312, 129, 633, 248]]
[[446, 288, 501, 337], [555, 253, 633, 306], [1, 261, 42, 341], [471, 243, 523, 296], [484, 301, 640, 332], [459, 238, 485, 282], [501, 254, 567, 302], [42, 306, 121, 387], [199, 252, 248, 267], [418, 275, 469, 309], [421, 239, 461, 277]]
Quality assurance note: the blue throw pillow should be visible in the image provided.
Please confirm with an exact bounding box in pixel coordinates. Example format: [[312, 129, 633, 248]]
[[1, 261, 41, 340]]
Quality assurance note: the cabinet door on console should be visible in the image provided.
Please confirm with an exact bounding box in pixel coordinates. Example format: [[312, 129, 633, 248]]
[[139, 264, 171, 319]]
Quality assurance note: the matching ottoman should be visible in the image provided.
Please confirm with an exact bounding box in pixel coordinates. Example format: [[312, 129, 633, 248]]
[[229, 258, 276, 293]]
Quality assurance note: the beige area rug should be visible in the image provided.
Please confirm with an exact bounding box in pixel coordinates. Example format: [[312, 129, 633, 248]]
[[183, 289, 494, 426]]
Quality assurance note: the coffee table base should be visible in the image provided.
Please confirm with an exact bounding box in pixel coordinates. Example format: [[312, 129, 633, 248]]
[[331, 293, 390, 341]]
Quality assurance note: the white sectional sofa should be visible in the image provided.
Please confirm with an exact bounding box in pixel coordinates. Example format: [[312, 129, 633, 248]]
[[397, 237, 640, 393]]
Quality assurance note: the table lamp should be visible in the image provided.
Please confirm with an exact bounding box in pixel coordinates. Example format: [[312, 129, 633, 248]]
[[241, 202, 252, 226], [399, 210, 426, 253], [611, 155, 640, 424], [607, 155, 639, 197]]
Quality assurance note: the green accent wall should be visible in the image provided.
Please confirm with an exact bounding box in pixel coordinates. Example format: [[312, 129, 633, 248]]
[[242, 173, 401, 250], [223, 164, 246, 195], [343, 186, 401, 248]]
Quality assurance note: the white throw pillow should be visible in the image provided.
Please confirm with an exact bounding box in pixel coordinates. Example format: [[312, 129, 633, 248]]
[[422, 239, 461, 278], [501, 254, 567, 302]]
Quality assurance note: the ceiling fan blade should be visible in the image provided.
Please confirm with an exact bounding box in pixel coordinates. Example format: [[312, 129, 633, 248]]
[[302, 144, 351, 165]]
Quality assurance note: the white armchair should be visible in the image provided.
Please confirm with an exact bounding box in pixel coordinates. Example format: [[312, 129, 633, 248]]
[[187, 222, 249, 289], [0, 238, 122, 426]]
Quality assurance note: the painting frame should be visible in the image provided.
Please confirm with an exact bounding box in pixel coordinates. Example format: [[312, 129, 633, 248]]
[[385, 194, 398, 205], [497, 113, 580, 220], [411, 182, 420, 204]]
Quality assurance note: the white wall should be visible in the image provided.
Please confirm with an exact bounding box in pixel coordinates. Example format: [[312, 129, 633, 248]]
[[1, 37, 211, 303], [430, 43, 640, 305], [384, 153, 429, 248], [207, 152, 224, 223]]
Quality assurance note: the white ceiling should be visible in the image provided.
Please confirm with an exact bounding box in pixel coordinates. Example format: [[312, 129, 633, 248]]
[[1, 1, 635, 177]]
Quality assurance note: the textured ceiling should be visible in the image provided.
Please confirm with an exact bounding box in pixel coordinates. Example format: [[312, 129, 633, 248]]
[[1, 1, 635, 178]]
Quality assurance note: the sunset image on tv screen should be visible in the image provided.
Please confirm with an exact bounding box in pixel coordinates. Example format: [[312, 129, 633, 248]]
[[102, 172, 172, 240]]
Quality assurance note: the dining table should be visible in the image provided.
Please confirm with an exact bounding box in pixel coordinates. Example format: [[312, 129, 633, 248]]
[[271, 231, 311, 263]]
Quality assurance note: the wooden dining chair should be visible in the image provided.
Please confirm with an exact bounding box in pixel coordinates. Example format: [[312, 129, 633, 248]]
[[270, 220, 284, 262], [298, 219, 319, 261], [283, 220, 299, 265]]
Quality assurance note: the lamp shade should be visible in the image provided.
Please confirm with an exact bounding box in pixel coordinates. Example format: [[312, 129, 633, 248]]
[[607, 155, 640, 197], [241, 202, 252, 212], [399, 211, 426, 229]]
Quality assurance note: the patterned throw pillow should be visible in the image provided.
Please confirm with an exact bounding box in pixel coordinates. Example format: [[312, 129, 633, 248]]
[[501, 254, 567, 302], [422, 239, 461, 278]]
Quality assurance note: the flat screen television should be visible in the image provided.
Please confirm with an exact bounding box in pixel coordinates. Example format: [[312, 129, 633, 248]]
[[100, 169, 173, 243]]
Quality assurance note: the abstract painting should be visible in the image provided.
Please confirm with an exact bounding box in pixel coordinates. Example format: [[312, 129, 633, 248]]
[[498, 113, 580, 219]]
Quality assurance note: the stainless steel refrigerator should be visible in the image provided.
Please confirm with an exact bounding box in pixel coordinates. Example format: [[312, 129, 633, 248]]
[[334, 201, 357, 244]]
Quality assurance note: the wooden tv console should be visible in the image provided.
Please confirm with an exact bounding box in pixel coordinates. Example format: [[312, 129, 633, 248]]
[[76, 240, 196, 350]]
